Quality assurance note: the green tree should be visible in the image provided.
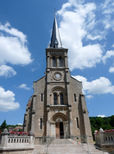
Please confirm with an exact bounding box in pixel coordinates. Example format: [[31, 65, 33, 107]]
[[0, 120, 7, 131], [90, 116, 114, 140], [110, 115, 114, 127]]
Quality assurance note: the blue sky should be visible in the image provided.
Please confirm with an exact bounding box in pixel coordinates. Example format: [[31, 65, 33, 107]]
[[0, 0, 114, 125]]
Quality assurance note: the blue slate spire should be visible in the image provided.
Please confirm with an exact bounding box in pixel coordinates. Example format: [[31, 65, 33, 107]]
[[49, 17, 62, 48]]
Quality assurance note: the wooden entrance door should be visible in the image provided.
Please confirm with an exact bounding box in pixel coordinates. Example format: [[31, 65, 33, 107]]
[[56, 122, 60, 138], [56, 122, 64, 138], [60, 122, 64, 138]]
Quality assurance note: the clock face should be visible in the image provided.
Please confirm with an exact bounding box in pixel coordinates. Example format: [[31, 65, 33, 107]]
[[55, 73, 61, 79], [54, 72, 62, 80]]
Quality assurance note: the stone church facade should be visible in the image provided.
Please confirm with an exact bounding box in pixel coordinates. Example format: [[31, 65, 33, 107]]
[[23, 17, 93, 143]]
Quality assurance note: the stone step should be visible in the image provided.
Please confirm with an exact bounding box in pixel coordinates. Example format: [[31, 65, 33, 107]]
[[82, 144, 109, 153], [50, 138, 73, 144], [33, 139, 109, 154]]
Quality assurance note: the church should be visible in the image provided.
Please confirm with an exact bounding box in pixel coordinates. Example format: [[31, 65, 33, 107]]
[[23, 17, 93, 144]]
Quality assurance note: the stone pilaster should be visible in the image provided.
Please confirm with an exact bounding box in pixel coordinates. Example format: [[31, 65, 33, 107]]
[[30, 95, 36, 133], [80, 94, 93, 143], [1, 129, 9, 147]]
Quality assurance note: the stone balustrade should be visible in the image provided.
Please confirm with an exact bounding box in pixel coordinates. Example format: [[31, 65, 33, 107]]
[[0, 129, 34, 153], [8, 136, 30, 144], [95, 128, 114, 147]]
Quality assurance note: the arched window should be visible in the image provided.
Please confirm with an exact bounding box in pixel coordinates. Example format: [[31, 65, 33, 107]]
[[60, 93, 64, 105], [52, 57, 56, 67], [59, 57, 64, 67], [54, 93, 57, 105]]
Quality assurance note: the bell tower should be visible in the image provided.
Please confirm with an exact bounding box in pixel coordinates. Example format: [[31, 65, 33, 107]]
[[46, 17, 70, 99], [46, 17, 69, 74], [45, 17, 71, 138]]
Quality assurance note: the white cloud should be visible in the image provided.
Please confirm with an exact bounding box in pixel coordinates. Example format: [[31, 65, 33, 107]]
[[102, 15, 113, 30], [109, 67, 114, 73], [19, 84, 30, 90], [97, 115, 106, 118], [87, 34, 102, 41], [0, 22, 26, 43], [73, 75, 114, 95], [102, 0, 114, 14], [57, 0, 103, 70], [57, 0, 114, 70], [0, 22, 32, 65], [101, 0, 114, 31], [17, 123, 23, 125], [86, 95, 93, 99], [57, 1, 71, 15], [102, 50, 114, 63], [0, 65, 16, 77], [0, 86, 20, 111]]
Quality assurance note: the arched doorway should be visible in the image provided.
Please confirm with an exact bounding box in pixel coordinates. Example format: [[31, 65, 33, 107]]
[[52, 113, 68, 139], [56, 121, 64, 138]]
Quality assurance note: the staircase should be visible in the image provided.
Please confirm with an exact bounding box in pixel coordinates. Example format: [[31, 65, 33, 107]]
[[34, 139, 109, 154]]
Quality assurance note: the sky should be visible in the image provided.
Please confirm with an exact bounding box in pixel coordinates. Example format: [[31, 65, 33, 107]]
[[0, 0, 114, 125]]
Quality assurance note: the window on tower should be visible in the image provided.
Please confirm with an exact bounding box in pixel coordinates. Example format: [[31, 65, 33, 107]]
[[52, 57, 56, 67], [60, 93, 64, 105], [53, 93, 58, 105], [41, 93, 43, 101], [40, 118, 43, 129], [74, 94, 77, 102], [59, 57, 64, 67], [76, 117, 79, 128]]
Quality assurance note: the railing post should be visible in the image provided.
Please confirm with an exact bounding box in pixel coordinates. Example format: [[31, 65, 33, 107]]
[[99, 128, 104, 146], [29, 131, 34, 145], [1, 128, 9, 147]]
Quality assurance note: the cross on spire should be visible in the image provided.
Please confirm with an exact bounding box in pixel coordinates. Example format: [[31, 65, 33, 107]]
[[49, 17, 62, 48]]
